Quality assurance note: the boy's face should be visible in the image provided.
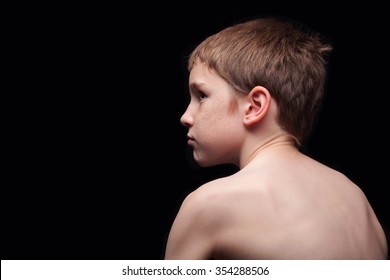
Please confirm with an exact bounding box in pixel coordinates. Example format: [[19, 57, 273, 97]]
[[180, 60, 245, 167]]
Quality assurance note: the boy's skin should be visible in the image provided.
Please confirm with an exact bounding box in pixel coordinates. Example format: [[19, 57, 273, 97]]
[[164, 60, 388, 260], [165, 18, 388, 260]]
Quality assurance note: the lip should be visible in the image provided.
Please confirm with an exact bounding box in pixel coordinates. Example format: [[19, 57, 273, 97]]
[[187, 135, 195, 145]]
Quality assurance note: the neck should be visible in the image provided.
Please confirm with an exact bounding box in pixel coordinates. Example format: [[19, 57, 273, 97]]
[[240, 132, 298, 169]]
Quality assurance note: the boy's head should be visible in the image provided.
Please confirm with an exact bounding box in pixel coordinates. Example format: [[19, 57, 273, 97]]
[[188, 16, 333, 145]]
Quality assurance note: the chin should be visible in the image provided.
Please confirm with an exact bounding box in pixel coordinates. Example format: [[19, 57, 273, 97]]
[[194, 157, 223, 168], [193, 152, 228, 167], [197, 162, 214, 168], [193, 157, 212, 167]]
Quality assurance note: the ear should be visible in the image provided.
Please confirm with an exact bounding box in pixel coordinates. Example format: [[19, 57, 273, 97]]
[[243, 86, 272, 126]]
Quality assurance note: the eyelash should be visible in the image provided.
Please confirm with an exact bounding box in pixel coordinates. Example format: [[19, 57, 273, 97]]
[[198, 92, 206, 100]]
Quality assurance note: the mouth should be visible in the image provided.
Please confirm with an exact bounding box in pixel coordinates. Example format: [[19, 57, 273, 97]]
[[187, 135, 195, 145]]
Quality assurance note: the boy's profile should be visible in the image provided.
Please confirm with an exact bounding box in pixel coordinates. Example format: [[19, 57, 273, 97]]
[[164, 16, 388, 259]]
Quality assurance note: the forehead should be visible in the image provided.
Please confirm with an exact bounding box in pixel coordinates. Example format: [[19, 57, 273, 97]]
[[189, 61, 228, 92]]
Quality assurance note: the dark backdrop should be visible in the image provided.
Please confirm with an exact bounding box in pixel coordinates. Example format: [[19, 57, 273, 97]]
[[4, 3, 389, 260]]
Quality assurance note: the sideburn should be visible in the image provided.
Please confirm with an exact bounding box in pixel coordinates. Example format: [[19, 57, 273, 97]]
[[227, 95, 239, 115]]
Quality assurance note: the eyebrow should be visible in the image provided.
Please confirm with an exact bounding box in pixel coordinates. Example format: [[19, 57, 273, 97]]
[[189, 81, 205, 92]]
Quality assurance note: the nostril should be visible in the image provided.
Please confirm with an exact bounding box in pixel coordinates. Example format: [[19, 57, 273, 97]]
[[180, 113, 192, 127]]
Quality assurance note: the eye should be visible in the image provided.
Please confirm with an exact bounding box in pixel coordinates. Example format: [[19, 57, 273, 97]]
[[198, 91, 207, 101]]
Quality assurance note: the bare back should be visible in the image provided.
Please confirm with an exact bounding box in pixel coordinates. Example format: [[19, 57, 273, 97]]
[[165, 147, 388, 259]]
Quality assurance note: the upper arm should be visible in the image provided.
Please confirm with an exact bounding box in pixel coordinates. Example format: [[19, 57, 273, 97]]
[[164, 191, 217, 260]]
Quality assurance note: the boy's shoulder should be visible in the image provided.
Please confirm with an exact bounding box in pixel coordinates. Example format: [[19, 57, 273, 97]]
[[183, 173, 266, 217]]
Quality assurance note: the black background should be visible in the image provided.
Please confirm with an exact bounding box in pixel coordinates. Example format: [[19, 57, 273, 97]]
[[4, 2, 389, 260]]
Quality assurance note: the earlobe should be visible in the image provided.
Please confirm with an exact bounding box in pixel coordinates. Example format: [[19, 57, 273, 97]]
[[243, 86, 271, 126]]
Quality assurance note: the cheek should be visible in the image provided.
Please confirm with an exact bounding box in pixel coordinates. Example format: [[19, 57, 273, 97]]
[[199, 107, 224, 128], [199, 109, 241, 140]]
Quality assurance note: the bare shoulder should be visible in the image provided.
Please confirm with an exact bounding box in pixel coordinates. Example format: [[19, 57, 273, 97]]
[[165, 174, 279, 259], [181, 175, 271, 222], [164, 178, 236, 260], [171, 177, 242, 233], [166, 156, 388, 259]]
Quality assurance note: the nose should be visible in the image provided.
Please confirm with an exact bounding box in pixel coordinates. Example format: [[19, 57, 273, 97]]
[[180, 107, 193, 127]]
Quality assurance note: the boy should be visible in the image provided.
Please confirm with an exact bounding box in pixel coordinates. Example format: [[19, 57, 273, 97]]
[[164, 16, 388, 259]]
